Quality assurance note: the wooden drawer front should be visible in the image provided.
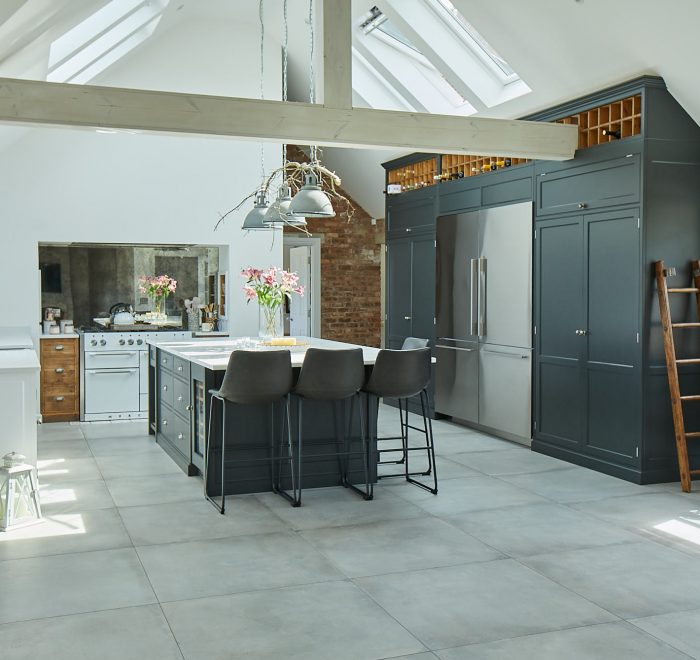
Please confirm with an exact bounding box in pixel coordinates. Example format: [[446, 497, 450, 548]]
[[42, 377, 78, 397], [41, 339, 77, 358], [173, 377, 191, 419], [173, 356, 190, 380], [42, 393, 77, 415], [159, 351, 174, 372], [42, 365, 77, 388], [160, 370, 174, 407]]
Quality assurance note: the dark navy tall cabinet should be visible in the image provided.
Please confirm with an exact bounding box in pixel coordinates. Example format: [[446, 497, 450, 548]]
[[384, 76, 700, 484]]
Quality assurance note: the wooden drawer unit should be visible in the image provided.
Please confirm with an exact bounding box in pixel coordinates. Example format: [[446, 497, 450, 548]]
[[40, 337, 79, 422]]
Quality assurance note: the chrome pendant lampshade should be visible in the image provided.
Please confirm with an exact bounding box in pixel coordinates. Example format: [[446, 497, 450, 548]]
[[264, 185, 307, 227], [288, 172, 335, 218], [243, 190, 274, 230]]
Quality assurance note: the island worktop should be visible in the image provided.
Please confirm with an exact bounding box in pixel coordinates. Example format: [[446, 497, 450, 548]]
[[147, 335, 382, 495], [147, 336, 381, 370]]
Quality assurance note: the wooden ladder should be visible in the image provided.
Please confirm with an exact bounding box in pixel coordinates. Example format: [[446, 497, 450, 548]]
[[655, 259, 700, 492]]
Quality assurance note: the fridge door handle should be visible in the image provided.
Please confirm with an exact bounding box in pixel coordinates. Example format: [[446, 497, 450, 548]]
[[482, 348, 529, 359], [478, 257, 486, 337], [470, 258, 479, 335]]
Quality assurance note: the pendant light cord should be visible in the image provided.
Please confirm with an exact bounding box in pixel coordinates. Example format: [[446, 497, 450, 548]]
[[259, 0, 265, 183], [308, 0, 317, 164], [282, 0, 288, 177]]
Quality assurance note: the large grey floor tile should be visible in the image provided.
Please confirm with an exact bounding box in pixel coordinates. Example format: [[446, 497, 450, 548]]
[[37, 422, 83, 442], [87, 434, 164, 457], [522, 540, 700, 618], [0, 548, 156, 623], [448, 502, 641, 557], [571, 492, 700, 534], [257, 486, 425, 530], [106, 472, 203, 507], [390, 476, 547, 517], [378, 455, 480, 483], [37, 456, 103, 483], [448, 447, 571, 476], [436, 621, 689, 660], [36, 437, 92, 459], [94, 451, 182, 479], [163, 580, 425, 660], [501, 467, 659, 503], [138, 531, 343, 602], [0, 604, 182, 660], [39, 478, 116, 513], [356, 560, 615, 649], [388, 655, 439, 660], [81, 420, 150, 439], [431, 432, 517, 455], [302, 516, 501, 578], [121, 498, 287, 545], [632, 608, 700, 658], [0, 507, 131, 560]]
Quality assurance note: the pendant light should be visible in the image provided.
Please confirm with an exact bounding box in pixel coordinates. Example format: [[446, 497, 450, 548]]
[[288, 0, 335, 219], [243, 0, 280, 231], [264, 0, 306, 228]]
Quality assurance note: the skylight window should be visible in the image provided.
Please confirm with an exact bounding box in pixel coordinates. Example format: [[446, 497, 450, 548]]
[[47, 0, 169, 84]]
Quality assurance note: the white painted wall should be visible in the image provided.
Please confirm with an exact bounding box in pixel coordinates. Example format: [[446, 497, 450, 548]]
[[0, 19, 284, 340]]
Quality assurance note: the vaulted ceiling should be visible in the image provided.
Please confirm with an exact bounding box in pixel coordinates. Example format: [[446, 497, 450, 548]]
[[0, 0, 698, 218]]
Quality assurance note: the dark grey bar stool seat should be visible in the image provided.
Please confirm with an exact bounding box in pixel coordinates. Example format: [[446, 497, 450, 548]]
[[364, 343, 437, 494], [205, 350, 296, 514], [293, 347, 372, 505]]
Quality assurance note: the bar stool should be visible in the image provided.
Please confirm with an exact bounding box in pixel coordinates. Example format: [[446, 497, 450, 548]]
[[292, 348, 371, 505], [205, 350, 295, 514], [364, 346, 437, 494]]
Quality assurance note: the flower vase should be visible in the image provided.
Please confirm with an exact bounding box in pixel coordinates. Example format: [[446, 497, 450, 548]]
[[258, 304, 282, 339], [151, 296, 167, 320]]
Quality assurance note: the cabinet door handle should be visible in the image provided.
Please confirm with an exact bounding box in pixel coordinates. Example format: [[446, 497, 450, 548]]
[[55, 367, 65, 373], [177, 433, 184, 440], [575, 329, 589, 336], [162, 357, 167, 364], [406, 227, 412, 232], [186, 404, 192, 411], [162, 419, 168, 426], [404, 316, 412, 320], [54, 344, 64, 351], [578, 202, 587, 209], [177, 365, 183, 372], [55, 396, 65, 401], [177, 395, 183, 402]]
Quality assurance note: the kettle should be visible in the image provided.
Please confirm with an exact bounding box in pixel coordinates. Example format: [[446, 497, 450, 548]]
[[110, 303, 135, 326]]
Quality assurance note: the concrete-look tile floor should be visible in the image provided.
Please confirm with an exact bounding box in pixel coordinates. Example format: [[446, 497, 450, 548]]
[[2, 405, 700, 659]]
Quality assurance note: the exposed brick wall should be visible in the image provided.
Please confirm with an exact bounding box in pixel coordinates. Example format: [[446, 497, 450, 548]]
[[285, 146, 385, 347]]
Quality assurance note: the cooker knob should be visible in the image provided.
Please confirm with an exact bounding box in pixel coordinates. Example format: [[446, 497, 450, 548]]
[[100, 339, 107, 346], [119, 339, 126, 346], [127, 339, 134, 345], [137, 339, 143, 345], [90, 339, 97, 347]]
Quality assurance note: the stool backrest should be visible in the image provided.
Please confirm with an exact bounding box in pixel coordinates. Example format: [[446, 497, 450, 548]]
[[294, 348, 365, 400], [218, 350, 293, 404], [364, 347, 431, 398], [402, 336, 429, 350]]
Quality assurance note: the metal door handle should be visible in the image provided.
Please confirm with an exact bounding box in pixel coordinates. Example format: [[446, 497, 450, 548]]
[[483, 349, 529, 359], [470, 258, 478, 335], [478, 257, 486, 337], [437, 345, 474, 352], [162, 358, 167, 364], [575, 329, 589, 336], [55, 345, 64, 351], [93, 352, 137, 357], [55, 367, 64, 373], [89, 369, 138, 375], [55, 396, 65, 401], [177, 395, 183, 402], [163, 385, 168, 391], [162, 420, 168, 426], [578, 202, 587, 209], [177, 366, 183, 371], [404, 316, 412, 320], [186, 404, 192, 411], [178, 433, 184, 440]]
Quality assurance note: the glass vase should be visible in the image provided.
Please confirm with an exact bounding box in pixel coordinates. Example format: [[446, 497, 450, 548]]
[[258, 304, 282, 339], [151, 295, 167, 319]]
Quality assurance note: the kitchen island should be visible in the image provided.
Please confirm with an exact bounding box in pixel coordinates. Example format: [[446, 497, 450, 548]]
[[148, 337, 381, 496]]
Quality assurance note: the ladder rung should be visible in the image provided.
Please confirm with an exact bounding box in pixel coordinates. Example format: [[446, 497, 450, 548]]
[[686, 432, 700, 438], [672, 323, 700, 328], [681, 395, 700, 401], [668, 288, 700, 293], [676, 359, 700, 364]]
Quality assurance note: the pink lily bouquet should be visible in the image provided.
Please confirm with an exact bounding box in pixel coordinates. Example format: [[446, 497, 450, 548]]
[[241, 266, 304, 337], [139, 274, 177, 317]]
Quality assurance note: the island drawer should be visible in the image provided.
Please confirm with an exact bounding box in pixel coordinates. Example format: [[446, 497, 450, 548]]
[[173, 356, 190, 380], [159, 351, 174, 372], [158, 405, 189, 458], [173, 378, 191, 418], [160, 371, 174, 407]]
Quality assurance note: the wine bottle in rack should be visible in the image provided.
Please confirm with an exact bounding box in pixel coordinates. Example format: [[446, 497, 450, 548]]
[[602, 127, 621, 139], [504, 158, 512, 167]]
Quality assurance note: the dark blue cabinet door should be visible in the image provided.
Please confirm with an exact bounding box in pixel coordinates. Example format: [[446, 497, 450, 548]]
[[410, 233, 436, 345], [386, 238, 412, 344], [535, 216, 585, 448]]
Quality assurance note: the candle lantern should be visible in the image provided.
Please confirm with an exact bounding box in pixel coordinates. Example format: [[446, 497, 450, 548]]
[[0, 452, 42, 531]]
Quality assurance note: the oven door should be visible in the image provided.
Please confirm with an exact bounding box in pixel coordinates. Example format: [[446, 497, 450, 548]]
[[84, 368, 140, 414], [83, 351, 140, 370]]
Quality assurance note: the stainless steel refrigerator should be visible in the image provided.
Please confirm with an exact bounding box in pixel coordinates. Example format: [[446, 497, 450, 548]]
[[435, 201, 532, 444]]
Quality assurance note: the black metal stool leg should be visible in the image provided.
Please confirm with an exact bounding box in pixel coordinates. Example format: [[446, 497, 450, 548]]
[[204, 393, 225, 514], [220, 400, 227, 514], [296, 397, 303, 506], [405, 389, 438, 494]]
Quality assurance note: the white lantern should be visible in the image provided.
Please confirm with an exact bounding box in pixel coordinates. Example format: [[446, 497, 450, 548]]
[[0, 452, 42, 531]]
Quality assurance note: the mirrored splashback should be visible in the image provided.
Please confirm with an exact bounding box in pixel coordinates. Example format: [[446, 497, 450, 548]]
[[38, 243, 221, 328]]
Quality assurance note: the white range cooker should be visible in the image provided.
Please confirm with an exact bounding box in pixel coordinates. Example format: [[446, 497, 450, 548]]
[[80, 330, 191, 422]]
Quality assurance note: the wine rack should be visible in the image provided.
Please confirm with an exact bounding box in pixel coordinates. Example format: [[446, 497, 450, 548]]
[[440, 154, 529, 179], [555, 94, 642, 149], [387, 157, 438, 191]]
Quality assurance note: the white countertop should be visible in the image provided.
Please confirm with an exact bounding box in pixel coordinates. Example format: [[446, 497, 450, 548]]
[[39, 333, 79, 340], [148, 336, 382, 370]]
